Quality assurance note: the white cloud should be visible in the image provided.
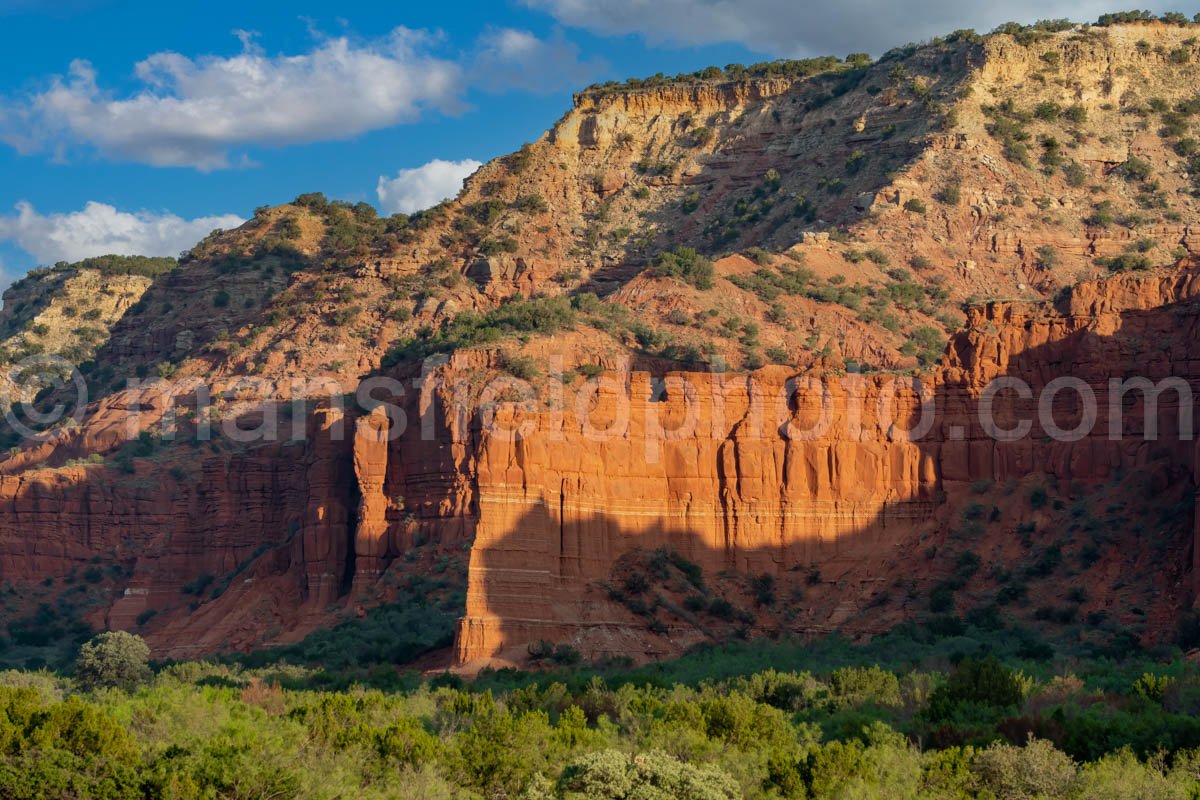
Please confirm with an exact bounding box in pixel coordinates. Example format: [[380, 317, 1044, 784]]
[[0, 201, 245, 264], [377, 158, 483, 215], [0, 25, 608, 170], [472, 27, 606, 93], [0, 28, 464, 170], [524, 0, 1130, 57]]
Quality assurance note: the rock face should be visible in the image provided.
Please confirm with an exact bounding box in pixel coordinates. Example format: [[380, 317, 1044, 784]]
[[454, 368, 939, 664], [451, 268, 1200, 664], [0, 399, 350, 655], [0, 265, 155, 404], [1, 23, 1200, 664], [0, 268, 1196, 663]]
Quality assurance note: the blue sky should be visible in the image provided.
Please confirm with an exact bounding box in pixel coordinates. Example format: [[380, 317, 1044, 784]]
[[0, 0, 1192, 284]]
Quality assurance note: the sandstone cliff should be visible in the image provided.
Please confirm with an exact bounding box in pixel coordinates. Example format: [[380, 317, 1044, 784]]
[[0, 21, 1199, 666]]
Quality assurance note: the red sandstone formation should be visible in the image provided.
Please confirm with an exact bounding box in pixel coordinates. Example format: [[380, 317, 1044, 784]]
[[0, 266, 1195, 664], [452, 269, 1200, 665], [1, 23, 1199, 666]]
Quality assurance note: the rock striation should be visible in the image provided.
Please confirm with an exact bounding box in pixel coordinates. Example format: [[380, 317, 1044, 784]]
[[1, 23, 1199, 664]]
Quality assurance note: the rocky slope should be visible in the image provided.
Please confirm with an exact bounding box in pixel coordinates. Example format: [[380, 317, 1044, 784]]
[[0, 257, 169, 411], [1, 20, 1200, 667]]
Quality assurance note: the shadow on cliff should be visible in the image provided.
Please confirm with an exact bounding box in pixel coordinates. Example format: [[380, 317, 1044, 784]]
[[581, 47, 976, 294], [9, 250, 307, 432], [0, 279, 1198, 669], [458, 293, 1200, 667]]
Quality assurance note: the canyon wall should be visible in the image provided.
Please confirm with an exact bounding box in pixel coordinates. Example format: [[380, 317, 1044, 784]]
[[0, 267, 1196, 662], [451, 267, 1200, 665], [1, 24, 1200, 664]]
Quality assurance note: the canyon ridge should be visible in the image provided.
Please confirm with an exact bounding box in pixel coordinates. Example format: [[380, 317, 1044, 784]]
[[2, 18, 1200, 671]]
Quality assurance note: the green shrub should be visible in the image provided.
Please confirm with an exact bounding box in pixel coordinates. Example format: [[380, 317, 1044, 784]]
[[577, 363, 604, 379], [1062, 160, 1088, 187], [650, 247, 715, 290], [238, 579, 459, 670], [766, 346, 789, 364], [384, 296, 577, 364], [864, 248, 890, 266], [1132, 672, 1175, 704], [1063, 104, 1088, 125], [74, 631, 151, 691], [1121, 156, 1153, 182], [550, 644, 581, 666], [1178, 610, 1200, 649], [929, 582, 956, 613], [954, 551, 982, 581], [502, 354, 540, 380], [558, 750, 738, 799], [0, 687, 142, 792], [1087, 201, 1115, 227], [1026, 544, 1063, 578], [1028, 487, 1048, 509], [1034, 101, 1062, 121], [1096, 10, 1153, 25], [973, 737, 1076, 800], [925, 657, 1024, 721], [1036, 245, 1059, 269], [745, 247, 772, 266], [479, 237, 519, 256], [934, 183, 961, 205], [48, 254, 177, 280], [750, 574, 776, 607], [1004, 140, 1031, 167], [689, 126, 715, 147], [293, 191, 329, 210], [512, 194, 548, 214], [828, 666, 902, 708], [906, 326, 945, 366], [1097, 253, 1152, 272]]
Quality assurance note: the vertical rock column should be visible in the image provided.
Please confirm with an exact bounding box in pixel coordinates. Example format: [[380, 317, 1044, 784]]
[[353, 406, 391, 589], [299, 407, 350, 609]]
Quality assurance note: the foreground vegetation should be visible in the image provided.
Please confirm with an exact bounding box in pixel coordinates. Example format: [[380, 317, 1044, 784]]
[[10, 626, 1200, 798]]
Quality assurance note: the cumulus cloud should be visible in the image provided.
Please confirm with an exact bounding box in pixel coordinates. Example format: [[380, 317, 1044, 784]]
[[472, 27, 606, 93], [0, 201, 245, 264], [0, 28, 464, 170], [0, 25, 609, 170], [524, 0, 1126, 57], [377, 158, 483, 215]]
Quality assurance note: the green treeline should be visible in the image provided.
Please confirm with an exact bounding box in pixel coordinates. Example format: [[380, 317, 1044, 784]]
[[8, 632, 1200, 798]]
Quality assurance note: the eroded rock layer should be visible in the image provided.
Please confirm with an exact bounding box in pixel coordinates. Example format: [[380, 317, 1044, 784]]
[[1, 23, 1200, 664], [0, 266, 1196, 662], [453, 269, 1200, 664]]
